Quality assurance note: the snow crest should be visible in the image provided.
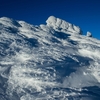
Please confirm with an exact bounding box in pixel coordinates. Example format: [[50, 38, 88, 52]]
[[46, 16, 82, 34]]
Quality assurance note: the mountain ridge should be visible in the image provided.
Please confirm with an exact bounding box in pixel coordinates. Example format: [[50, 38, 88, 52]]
[[0, 16, 100, 100]]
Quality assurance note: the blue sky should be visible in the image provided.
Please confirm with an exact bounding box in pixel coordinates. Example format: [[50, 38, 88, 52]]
[[0, 0, 100, 39]]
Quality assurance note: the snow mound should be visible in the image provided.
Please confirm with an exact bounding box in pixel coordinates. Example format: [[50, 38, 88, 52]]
[[46, 16, 82, 35], [86, 31, 92, 37], [0, 17, 21, 27]]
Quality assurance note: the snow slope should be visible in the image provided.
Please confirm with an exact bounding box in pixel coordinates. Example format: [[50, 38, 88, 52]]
[[0, 16, 100, 100]]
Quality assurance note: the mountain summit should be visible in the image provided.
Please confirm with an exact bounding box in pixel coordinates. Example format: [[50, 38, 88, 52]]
[[0, 16, 100, 100], [46, 16, 82, 34]]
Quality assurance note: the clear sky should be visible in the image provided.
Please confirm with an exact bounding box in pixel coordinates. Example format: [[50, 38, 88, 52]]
[[0, 0, 100, 39]]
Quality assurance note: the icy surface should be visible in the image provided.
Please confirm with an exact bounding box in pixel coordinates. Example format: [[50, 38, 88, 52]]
[[0, 16, 100, 100]]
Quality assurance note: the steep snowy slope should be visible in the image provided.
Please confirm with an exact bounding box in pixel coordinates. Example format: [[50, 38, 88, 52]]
[[0, 16, 100, 100]]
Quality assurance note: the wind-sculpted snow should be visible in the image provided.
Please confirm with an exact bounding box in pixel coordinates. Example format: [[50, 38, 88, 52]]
[[46, 16, 82, 35], [0, 16, 100, 100]]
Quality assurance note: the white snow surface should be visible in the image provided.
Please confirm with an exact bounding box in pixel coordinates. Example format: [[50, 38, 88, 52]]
[[0, 16, 100, 100]]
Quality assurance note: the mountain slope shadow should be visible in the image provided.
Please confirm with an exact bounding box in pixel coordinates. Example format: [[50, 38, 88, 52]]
[[53, 31, 71, 39], [24, 38, 39, 47], [48, 55, 93, 82]]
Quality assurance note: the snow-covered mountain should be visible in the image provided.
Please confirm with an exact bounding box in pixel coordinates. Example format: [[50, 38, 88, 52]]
[[0, 16, 100, 100]]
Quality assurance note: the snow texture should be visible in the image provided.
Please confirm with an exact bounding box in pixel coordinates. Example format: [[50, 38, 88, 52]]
[[0, 16, 100, 100]]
